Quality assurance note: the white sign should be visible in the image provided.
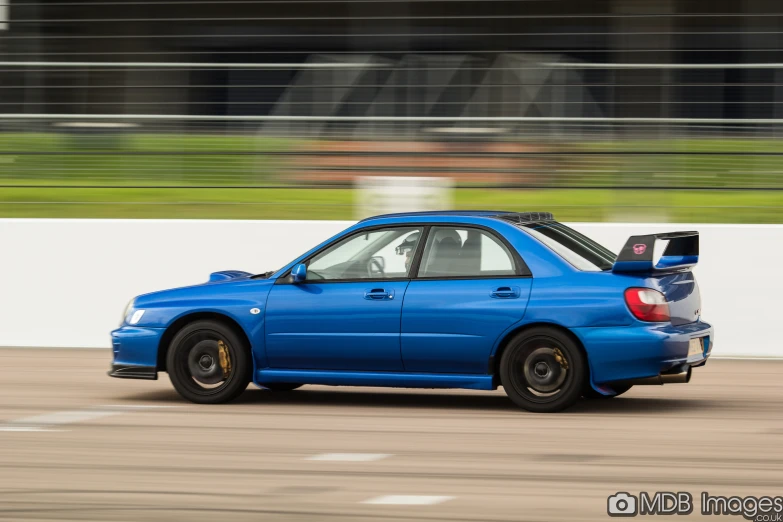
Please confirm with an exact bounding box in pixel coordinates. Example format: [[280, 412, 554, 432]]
[[354, 176, 453, 220]]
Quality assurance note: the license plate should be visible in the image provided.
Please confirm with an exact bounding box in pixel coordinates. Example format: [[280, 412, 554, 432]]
[[688, 337, 704, 357]]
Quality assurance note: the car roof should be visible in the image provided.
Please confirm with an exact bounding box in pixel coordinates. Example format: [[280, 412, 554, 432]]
[[358, 210, 555, 224]]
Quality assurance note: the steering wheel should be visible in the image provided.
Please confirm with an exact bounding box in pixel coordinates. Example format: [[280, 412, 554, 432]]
[[367, 257, 385, 277]]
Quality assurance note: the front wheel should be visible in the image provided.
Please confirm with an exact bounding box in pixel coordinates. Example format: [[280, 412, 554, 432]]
[[499, 327, 587, 413], [167, 320, 251, 404]]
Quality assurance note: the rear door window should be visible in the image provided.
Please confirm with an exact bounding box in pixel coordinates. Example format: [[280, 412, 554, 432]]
[[417, 226, 518, 278]]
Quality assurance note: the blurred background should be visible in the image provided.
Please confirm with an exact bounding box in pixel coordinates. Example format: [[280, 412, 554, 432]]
[[1, 0, 782, 222], [2, 5, 783, 521]]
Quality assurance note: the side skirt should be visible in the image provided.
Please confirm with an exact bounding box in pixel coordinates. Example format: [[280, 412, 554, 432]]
[[255, 369, 494, 391]]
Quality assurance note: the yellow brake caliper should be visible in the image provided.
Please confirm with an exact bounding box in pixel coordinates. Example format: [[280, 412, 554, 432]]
[[553, 347, 569, 370], [217, 340, 232, 378]]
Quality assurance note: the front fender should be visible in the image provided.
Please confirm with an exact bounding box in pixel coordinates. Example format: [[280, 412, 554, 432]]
[[138, 300, 261, 331], [128, 279, 276, 371]]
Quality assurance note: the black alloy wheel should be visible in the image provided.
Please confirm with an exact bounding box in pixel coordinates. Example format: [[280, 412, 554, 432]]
[[499, 326, 586, 413], [167, 320, 251, 404]]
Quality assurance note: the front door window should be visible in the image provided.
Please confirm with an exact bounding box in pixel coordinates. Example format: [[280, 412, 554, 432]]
[[307, 227, 422, 281]]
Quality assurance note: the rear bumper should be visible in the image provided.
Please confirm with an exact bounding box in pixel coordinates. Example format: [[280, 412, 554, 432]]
[[109, 326, 164, 380], [572, 319, 714, 388]]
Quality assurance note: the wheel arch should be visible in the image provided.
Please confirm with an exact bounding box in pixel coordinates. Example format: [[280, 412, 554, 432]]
[[157, 311, 252, 372], [490, 322, 590, 386]]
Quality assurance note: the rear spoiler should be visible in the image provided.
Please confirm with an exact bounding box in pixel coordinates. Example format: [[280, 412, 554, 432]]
[[612, 231, 699, 274]]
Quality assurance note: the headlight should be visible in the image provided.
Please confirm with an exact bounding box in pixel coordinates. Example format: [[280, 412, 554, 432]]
[[120, 300, 146, 326], [129, 309, 145, 325]]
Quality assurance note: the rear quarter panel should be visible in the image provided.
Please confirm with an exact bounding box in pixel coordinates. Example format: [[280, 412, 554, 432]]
[[497, 221, 634, 330], [523, 272, 634, 328]]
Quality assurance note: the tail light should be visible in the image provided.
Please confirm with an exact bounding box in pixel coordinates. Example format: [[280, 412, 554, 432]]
[[624, 288, 670, 322]]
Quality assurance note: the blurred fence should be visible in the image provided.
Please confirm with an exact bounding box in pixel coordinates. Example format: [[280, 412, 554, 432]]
[[2, 0, 783, 221], [5, 114, 783, 190]]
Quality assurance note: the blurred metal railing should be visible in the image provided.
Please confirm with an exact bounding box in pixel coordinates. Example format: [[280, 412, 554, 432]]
[[2, 1, 783, 221], [2, 108, 783, 188]]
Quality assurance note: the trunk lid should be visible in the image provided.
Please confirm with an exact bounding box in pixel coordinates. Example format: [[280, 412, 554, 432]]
[[654, 271, 701, 326]]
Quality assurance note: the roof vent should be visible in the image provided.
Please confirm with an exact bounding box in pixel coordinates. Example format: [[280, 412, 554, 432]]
[[497, 212, 555, 223]]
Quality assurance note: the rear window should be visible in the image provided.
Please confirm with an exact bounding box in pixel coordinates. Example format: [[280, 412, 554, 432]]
[[518, 221, 616, 271]]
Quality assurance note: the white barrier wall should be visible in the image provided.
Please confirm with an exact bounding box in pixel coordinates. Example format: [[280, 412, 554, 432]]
[[0, 219, 780, 357]]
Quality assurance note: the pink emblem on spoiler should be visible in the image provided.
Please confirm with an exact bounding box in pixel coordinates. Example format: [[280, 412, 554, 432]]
[[632, 243, 647, 255]]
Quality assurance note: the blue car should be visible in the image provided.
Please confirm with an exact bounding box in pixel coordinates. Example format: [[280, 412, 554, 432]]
[[111, 211, 712, 413]]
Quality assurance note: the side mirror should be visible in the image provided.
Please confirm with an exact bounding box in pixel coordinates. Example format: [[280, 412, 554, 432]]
[[291, 263, 307, 283]]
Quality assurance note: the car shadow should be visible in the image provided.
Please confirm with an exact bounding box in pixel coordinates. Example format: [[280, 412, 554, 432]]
[[122, 386, 716, 415], [569, 396, 714, 415]]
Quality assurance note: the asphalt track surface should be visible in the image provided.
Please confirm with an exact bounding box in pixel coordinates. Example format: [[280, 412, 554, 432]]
[[0, 349, 781, 522]]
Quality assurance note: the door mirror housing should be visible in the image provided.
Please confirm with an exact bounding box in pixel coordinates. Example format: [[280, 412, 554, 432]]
[[291, 263, 307, 283]]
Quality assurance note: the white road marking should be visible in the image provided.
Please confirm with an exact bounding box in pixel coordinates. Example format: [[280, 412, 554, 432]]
[[10, 410, 122, 427], [0, 426, 67, 432], [361, 495, 455, 506], [307, 453, 391, 462], [95, 405, 179, 409], [1, 405, 173, 432]]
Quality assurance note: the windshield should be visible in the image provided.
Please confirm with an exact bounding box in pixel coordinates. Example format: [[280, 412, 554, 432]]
[[518, 221, 616, 271]]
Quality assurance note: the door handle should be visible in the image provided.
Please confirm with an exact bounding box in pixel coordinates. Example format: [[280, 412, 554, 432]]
[[490, 286, 520, 299], [364, 288, 394, 300]]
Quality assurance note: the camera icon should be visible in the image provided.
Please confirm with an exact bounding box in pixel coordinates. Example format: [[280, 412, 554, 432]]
[[608, 492, 638, 517]]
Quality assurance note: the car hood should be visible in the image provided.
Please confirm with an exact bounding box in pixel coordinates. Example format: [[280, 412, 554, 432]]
[[133, 269, 275, 307]]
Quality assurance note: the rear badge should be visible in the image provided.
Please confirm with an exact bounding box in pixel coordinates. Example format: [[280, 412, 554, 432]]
[[250, 308, 260, 315], [632, 244, 647, 255]]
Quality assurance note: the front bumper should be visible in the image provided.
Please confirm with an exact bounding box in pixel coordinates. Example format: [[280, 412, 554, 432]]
[[573, 319, 714, 388], [109, 325, 165, 380], [109, 363, 157, 380]]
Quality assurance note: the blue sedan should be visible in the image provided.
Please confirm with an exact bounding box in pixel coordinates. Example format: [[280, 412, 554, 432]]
[[111, 211, 713, 413]]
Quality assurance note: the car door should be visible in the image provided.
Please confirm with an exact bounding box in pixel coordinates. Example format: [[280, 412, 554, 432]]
[[401, 226, 532, 374], [264, 226, 423, 371]]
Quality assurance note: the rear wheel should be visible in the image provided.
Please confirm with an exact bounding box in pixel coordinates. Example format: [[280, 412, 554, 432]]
[[259, 383, 303, 391], [499, 327, 586, 413], [583, 384, 633, 399], [167, 320, 251, 404]]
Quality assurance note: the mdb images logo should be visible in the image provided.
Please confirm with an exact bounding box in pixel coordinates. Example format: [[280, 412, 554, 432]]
[[608, 491, 783, 519], [607, 492, 693, 517]]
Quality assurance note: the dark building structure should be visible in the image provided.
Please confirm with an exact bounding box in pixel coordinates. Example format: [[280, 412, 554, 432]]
[[1, 0, 782, 128]]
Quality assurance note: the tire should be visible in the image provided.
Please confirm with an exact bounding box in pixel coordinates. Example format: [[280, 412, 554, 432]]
[[583, 384, 633, 399], [259, 383, 303, 392], [499, 326, 587, 413], [166, 320, 252, 404]]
